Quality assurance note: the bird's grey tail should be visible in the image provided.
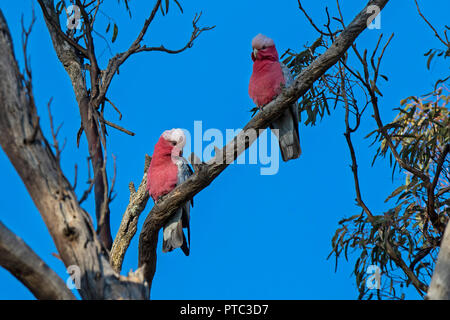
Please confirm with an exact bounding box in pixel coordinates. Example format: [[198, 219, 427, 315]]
[[162, 203, 190, 256], [270, 103, 301, 162]]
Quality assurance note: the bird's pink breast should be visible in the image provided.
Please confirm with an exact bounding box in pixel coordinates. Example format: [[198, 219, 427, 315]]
[[249, 55, 285, 107], [147, 138, 178, 201]]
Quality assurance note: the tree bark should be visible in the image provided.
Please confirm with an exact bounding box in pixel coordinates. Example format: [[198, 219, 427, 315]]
[[37, 0, 112, 249], [110, 155, 151, 273], [0, 221, 76, 300], [428, 221, 450, 299]]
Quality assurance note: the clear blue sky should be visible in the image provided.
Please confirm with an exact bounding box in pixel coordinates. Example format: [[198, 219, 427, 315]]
[[0, 0, 448, 299]]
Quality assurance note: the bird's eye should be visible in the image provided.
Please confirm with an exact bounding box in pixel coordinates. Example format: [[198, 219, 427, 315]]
[[171, 141, 176, 146]]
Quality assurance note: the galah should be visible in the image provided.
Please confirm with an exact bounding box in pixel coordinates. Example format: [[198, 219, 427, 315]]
[[147, 128, 193, 255], [249, 33, 301, 162]]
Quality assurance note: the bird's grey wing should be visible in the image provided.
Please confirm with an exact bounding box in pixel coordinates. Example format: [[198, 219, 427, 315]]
[[162, 157, 193, 256], [269, 63, 301, 162]]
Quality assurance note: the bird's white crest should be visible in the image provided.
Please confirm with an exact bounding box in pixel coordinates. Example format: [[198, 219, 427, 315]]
[[251, 33, 275, 50], [162, 128, 186, 148]]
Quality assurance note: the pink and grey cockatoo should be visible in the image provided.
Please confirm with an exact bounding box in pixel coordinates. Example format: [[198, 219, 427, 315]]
[[147, 129, 193, 255], [249, 33, 301, 162]]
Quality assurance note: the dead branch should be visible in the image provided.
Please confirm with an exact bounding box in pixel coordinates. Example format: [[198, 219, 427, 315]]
[[0, 221, 76, 300], [414, 0, 449, 48], [96, 3, 214, 107], [110, 155, 151, 273]]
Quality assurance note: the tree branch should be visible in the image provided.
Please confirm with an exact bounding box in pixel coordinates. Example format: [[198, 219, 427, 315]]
[[339, 60, 428, 295], [95, 3, 213, 107], [413, 0, 449, 48], [351, 37, 447, 235], [110, 155, 151, 273], [37, 0, 89, 58], [138, 0, 392, 291], [37, 0, 112, 249], [0, 221, 76, 300]]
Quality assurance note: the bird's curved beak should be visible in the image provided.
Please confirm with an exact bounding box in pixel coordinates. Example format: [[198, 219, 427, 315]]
[[253, 48, 258, 59]]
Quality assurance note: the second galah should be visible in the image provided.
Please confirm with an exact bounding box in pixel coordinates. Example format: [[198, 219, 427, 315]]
[[249, 33, 301, 162], [147, 128, 193, 256]]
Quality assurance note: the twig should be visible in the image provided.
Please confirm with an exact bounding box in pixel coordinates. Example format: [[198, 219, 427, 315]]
[[414, 0, 449, 48], [105, 97, 122, 120], [95, 4, 214, 107], [109, 153, 117, 202], [297, 0, 342, 37], [96, 110, 135, 136]]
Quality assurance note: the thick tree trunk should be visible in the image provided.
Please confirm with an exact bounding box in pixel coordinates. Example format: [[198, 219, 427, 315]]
[[428, 222, 450, 299], [0, 9, 147, 300]]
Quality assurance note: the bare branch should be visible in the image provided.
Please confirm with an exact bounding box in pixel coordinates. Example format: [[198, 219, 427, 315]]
[[105, 97, 122, 120], [0, 221, 76, 300], [96, 4, 214, 107], [134, 13, 215, 55], [297, 0, 342, 37], [414, 0, 449, 48], [96, 109, 135, 136], [110, 155, 151, 273]]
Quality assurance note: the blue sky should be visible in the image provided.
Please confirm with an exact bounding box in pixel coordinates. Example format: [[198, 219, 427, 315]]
[[0, 0, 448, 299]]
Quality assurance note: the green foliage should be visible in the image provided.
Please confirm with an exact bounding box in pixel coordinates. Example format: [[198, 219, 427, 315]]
[[55, 0, 66, 15], [281, 37, 332, 126], [117, 0, 132, 18], [423, 40, 450, 88], [160, 0, 184, 15], [331, 88, 449, 299], [326, 21, 449, 298], [112, 23, 118, 43]]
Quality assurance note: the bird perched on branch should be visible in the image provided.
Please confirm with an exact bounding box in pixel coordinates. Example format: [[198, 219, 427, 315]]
[[147, 128, 193, 255], [249, 33, 301, 161]]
